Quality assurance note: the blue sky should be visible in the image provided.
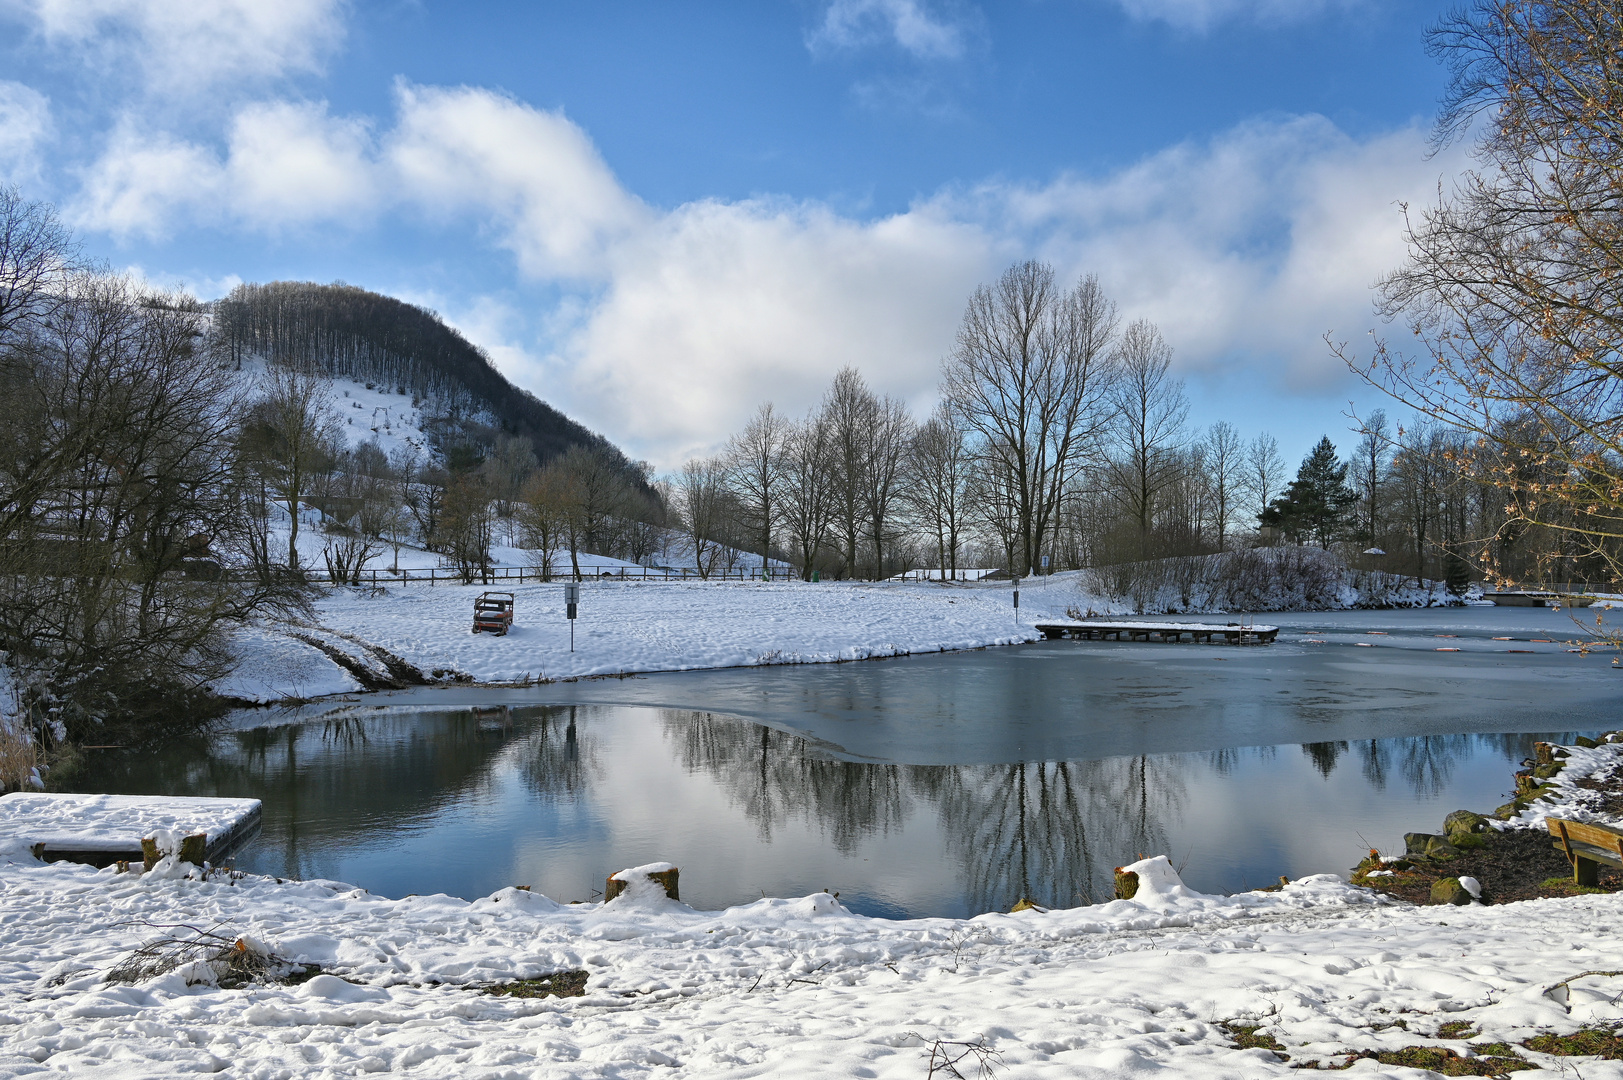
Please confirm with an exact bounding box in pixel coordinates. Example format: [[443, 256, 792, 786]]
[[0, 0, 1462, 469]]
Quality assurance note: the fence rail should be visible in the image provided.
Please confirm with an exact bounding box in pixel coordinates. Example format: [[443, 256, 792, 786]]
[[301, 564, 793, 587]]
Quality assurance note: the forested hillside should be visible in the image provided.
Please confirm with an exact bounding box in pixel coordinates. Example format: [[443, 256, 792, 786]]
[[214, 281, 635, 473]]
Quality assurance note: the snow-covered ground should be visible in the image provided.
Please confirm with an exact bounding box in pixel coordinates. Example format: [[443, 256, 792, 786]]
[[216, 575, 1066, 701], [3, 742, 1622, 1077]]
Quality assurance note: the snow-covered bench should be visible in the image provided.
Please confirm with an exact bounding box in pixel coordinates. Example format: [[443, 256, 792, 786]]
[[1548, 817, 1623, 887]]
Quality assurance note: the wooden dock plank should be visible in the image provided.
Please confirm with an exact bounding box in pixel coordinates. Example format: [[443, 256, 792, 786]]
[[0, 793, 262, 866], [1033, 620, 1279, 645]]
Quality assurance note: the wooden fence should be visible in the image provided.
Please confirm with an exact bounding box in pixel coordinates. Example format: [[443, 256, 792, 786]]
[[303, 564, 793, 587]]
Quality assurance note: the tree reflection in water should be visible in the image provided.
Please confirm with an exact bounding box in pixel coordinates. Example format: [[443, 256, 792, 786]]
[[662, 711, 1185, 912], [66, 704, 1590, 914], [515, 705, 595, 801], [663, 710, 906, 853]]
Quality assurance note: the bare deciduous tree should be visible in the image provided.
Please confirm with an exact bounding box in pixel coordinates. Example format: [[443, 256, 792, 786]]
[[726, 402, 788, 570], [1103, 320, 1187, 557], [943, 262, 1117, 577], [907, 402, 974, 578], [1346, 0, 1623, 579]]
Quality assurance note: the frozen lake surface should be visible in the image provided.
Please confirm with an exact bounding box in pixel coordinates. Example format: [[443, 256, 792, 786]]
[[72, 607, 1618, 917]]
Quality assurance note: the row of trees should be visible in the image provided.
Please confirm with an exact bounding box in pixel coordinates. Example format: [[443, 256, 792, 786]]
[[0, 191, 310, 741], [662, 261, 1506, 584]]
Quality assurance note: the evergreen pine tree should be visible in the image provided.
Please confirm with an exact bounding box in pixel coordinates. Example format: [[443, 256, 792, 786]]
[[1258, 437, 1357, 548]]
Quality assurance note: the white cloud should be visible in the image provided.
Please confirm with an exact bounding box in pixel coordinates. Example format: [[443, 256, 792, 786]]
[[968, 115, 1461, 393], [386, 83, 648, 279], [0, 81, 51, 184], [71, 100, 377, 238], [4, 0, 345, 100], [561, 197, 1000, 463], [72, 123, 223, 238], [225, 100, 374, 229], [57, 76, 1457, 469], [810, 0, 971, 59], [1111, 0, 1358, 32]]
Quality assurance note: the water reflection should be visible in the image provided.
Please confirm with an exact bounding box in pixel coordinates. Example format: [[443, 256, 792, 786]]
[[69, 704, 1585, 917]]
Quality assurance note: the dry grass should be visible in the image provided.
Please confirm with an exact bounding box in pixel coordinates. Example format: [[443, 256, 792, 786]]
[[0, 717, 38, 794]]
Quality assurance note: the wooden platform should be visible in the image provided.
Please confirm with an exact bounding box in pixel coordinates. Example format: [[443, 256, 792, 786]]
[[1034, 620, 1279, 645], [1486, 591, 1595, 608], [0, 793, 262, 867]]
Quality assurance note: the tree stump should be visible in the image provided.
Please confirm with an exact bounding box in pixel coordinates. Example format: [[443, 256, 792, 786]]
[[605, 865, 679, 902], [142, 833, 206, 871]]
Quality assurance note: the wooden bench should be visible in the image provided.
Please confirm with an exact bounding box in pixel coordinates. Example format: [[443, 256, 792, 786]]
[[1548, 817, 1623, 886]]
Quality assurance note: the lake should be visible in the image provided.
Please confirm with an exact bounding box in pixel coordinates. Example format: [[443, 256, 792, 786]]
[[70, 606, 1619, 918]]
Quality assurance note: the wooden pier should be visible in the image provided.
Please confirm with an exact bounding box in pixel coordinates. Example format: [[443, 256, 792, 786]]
[[0, 793, 262, 867], [1034, 620, 1279, 645]]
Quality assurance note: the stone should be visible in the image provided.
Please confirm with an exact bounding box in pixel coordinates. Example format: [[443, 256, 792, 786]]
[[1576, 736, 1600, 749], [1533, 762, 1564, 779], [1430, 877, 1474, 905], [1405, 832, 1459, 859], [1114, 869, 1139, 900], [1010, 898, 1040, 913], [1493, 803, 1520, 820], [1443, 810, 1488, 836]]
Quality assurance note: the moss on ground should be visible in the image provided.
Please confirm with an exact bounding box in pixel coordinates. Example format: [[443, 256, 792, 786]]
[[1523, 1027, 1623, 1059], [482, 969, 589, 999], [1219, 1022, 1288, 1060], [1332, 1046, 1534, 1075]]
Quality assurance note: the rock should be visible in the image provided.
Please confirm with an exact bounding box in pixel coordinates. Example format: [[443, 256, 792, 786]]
[[1493, 802, 1520, 820], [1576, 736, 1600, 748], [1114, 868, 1139, 900], [1405, 832, 1460, 859], [1451, 833, 1487, 851], [1430, 877, 1474, 905], [1443, 810, 1488, 836], [1533, 762, 1564, 779], [1010, 898, 1040, 913]]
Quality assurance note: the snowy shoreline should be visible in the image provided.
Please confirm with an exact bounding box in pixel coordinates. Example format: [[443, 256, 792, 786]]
[[3, 742, 1621, 1077], [214, 569, 1471, 706]]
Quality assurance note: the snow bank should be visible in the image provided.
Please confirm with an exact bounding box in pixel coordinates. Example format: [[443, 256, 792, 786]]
[[2, 848, 1620, 1077]]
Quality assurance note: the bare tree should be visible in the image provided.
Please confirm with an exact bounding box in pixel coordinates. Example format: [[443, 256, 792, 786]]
[[942, 262, 1117, 578], [516, 467, 569, 581], [864, 394, 914, 578], [1103, 320, 1188, 557], [822, 367, 877, 578], [1201, 421, 1245, 552], [726, 403, 789, 572], [907, 402, 974, 578], [551, 445, 632, 580], [240, 362, 343, 570], [1245, 433, 1287, 537], [1346, 0, 1623, 579], [676, 456, 731, 579], [1351, 409, 1392, 548], [0, 186, 76, 340], [779, 411, 838, 580]]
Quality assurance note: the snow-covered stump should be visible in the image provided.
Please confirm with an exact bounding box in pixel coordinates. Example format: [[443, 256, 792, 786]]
[[605, 862, 679, 903], [141, 831, 206, 871]]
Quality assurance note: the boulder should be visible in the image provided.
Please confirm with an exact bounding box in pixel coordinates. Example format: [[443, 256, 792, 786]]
[[1430, 877, 1474, 906], [1114, 868, 1139, 900], [1405, 832, 1460, 859], [1443, 810, 1488, 836]]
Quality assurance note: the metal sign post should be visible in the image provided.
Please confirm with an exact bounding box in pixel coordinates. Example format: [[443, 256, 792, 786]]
[[1013, 575, 1020, 624], [564, 582, 580, 652]]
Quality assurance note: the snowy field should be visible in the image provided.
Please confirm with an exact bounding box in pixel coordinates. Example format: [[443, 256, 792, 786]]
[[215, 576, 1082, 702], [2, 741, 1622, 1078]]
